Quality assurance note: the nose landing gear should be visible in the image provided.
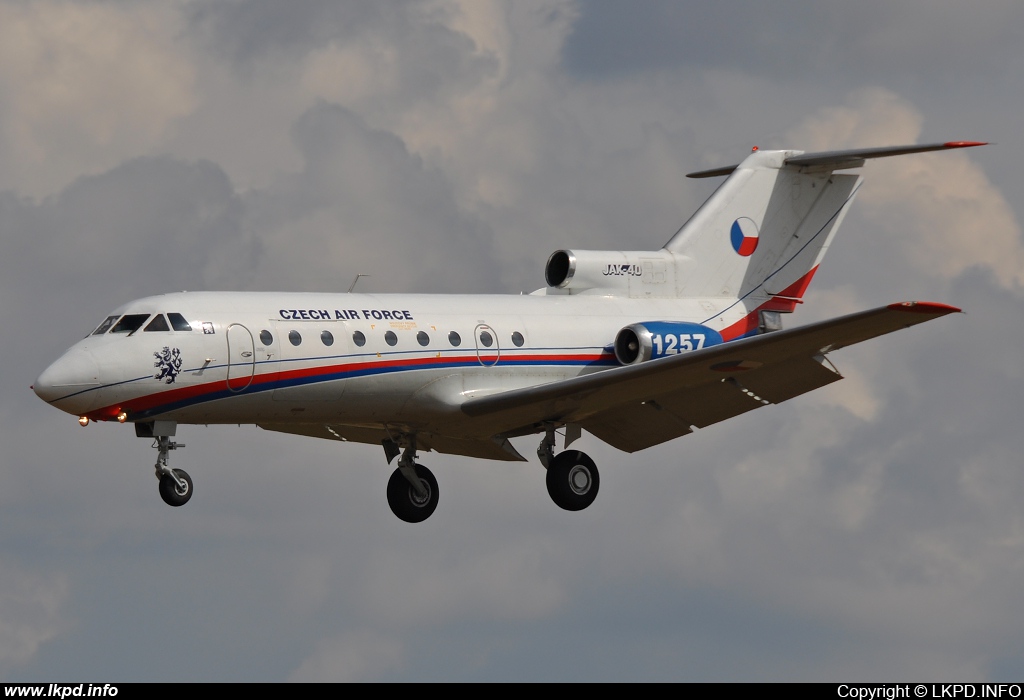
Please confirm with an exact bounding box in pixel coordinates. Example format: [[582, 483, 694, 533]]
[[153, 434, 192, 507], [158, 467, 193, 507], [139, 421, 194, 507]]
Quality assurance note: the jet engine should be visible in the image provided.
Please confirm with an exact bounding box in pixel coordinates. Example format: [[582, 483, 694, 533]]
[[614, 321, 723, 365], [544, 249, 676, 295]]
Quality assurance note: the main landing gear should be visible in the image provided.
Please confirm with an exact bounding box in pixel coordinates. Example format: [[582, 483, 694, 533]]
[[537, 425, 599, 512], [385, 437, 439, 523], [380, 427, 599, 523]]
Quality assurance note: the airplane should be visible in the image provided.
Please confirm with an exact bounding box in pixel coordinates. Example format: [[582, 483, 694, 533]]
[[32, 140, 985, 522]]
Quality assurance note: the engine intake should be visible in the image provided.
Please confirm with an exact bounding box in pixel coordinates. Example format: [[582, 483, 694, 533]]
[[544, 249, 676, 295], [614, 321, 724, 365]]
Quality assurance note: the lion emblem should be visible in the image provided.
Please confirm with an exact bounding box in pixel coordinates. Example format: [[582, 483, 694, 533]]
[[154, 347, 183, 384]]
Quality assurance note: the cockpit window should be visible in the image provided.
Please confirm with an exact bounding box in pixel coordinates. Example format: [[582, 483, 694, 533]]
[[168, 313, 192, 332], [110, 314, 150, 334], [91, 315, 120, 336], [144, 315, 170, 332]]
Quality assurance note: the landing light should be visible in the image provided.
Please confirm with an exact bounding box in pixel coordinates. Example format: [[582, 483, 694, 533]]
[[79, 416, 90, 426], [116, 411, 128, 423]]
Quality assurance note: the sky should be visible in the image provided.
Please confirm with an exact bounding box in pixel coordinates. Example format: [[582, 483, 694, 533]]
[[2, 0, 1023, 682]]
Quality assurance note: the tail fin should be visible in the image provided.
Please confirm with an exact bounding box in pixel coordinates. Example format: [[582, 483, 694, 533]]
[[665, 142, 986, 309]]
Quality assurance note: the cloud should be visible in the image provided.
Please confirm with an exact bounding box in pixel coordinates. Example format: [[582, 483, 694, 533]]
[[0, 1, 196, 196], [562, 1, 1024, 87], [786, 88, 1024, 291], [0, 563, 68, 668], [6, 0, 1024, 682], [245, 102, 503, 293], [289, 630, 404, 682], [356, 541, 567, 624]]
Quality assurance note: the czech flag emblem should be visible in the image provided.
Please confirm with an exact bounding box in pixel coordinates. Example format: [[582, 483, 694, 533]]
[[730, 217, 759, 256]]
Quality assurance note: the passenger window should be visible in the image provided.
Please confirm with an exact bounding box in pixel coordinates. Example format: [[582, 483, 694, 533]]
[[479, 330, 493, 348], [352, 331, 366, 347], [321, 330, 334, 346], [168, 313, 192, 332], [92, 315, 119, 335], [416, 331, 430, 346], [448, 331, 461, 347], [110, 314, 150, 334], [384, 331, 398, 346], [511, 331, 525, 347], [259, 330, 273, 346], [288, 330, 302, 346], [144, 315, 170, 332]]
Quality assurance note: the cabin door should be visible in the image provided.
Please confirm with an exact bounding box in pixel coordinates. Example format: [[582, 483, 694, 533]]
[[474, 324, 500, 367], [226, 323, 256, 392]]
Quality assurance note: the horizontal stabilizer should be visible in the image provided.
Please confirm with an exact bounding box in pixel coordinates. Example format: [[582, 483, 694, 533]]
[[687, 141, 987, 178]]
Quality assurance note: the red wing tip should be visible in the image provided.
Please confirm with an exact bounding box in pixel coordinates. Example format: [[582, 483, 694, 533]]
[[943, 141, 988, 149], [887, 301, 962, 314]]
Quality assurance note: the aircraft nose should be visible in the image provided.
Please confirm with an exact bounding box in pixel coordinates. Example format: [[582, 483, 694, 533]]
[[34, 349, 101, 404]]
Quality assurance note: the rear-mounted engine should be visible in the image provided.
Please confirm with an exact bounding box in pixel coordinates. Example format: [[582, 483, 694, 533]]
[[544, 249, 677, 295]]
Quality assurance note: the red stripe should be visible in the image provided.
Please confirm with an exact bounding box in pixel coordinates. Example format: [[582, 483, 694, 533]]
[[886, 301, 962, 314], [720, 310, 760, 341], [762, 266, 819, 312], [87, 351, 615, 420], [719, 266, 820, 340]]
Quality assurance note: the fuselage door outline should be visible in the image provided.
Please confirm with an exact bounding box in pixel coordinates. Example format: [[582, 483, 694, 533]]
[[226, 323, 256, 392], [474, 323, 500, 367]]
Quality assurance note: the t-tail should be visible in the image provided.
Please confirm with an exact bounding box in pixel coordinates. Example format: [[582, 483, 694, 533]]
[[541, 142, 986, 328]]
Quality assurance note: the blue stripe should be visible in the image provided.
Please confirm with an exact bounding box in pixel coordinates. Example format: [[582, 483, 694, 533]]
[[131, 354, 619, 419]]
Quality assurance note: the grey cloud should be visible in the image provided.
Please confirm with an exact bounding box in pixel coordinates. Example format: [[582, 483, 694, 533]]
[[244, 102, 502, 293], [0, 158, 247, 406], [563, 1, 1024, 87], [187, 0, 379, 64], [188, 0, 497, 108], [6, 0, 1024, 682]]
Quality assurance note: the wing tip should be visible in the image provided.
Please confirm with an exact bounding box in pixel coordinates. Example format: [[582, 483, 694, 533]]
[[943, 141, 989, 149], [887, 301, 962, 315]]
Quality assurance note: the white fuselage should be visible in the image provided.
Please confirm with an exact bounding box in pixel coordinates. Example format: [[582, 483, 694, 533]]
[[34, 290, 759, 441]]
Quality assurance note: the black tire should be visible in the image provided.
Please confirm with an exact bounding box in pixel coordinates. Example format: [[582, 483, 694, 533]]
[[546, 450, 599, 511], [387, 464, 439, 523], [158, 468, 193, 507]]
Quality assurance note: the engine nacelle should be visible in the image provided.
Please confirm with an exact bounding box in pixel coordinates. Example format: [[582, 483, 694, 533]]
[[544, 249, 676, 295], [614, 321, 723, 365]]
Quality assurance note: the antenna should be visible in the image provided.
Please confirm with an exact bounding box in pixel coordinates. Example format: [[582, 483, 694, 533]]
[[347, 274, 370, 293]]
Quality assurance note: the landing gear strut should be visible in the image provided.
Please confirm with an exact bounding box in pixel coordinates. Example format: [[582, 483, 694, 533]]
[[538, 427, 599, 511], [385, 437, 439, 523]]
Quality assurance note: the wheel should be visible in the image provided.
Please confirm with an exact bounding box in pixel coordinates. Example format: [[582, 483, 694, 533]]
[[387, 464, 439, 523], [546, 450, 599, 511], [158, 468, 193, 507]]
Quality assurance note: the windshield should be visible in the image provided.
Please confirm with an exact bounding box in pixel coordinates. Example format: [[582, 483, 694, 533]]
[[167, 313, 192, 331], [91, 315, 120, 336], [109, 314, 151, 335]]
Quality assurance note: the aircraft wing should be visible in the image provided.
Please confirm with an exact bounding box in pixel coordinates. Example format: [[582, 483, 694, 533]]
[[461, 302, 960, 452]]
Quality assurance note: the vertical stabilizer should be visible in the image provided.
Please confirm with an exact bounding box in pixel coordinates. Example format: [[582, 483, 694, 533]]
[[664, 149, 861, 306], [665, 141, 987, 307]]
